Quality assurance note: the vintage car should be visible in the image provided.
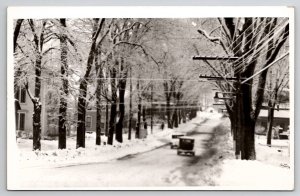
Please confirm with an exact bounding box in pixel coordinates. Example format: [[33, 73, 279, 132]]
[[177, 137, 195, 156], [170, 133, 185, 149]]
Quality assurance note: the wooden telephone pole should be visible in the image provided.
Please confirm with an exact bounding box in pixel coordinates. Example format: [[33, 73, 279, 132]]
[[194, 55, 243, 158]]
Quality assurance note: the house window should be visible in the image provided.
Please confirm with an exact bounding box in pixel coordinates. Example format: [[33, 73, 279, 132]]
[[86, 116, 92, 128], [16, 87, 26, 103], [17, 112, 25, 130]]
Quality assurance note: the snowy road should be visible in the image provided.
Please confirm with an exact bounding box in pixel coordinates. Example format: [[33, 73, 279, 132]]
[[16, 114, 224, 189]]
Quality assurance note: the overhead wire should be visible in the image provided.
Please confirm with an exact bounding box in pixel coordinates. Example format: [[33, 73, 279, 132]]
[[230, 18, 289, 75], [217, 17, 265, 62], [233, 29, 289, 75]]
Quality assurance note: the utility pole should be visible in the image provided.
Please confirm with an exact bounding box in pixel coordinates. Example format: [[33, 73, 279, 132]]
[[195, 55, 242, 159]]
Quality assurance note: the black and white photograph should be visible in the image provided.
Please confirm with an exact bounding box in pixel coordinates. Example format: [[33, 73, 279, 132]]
[[7, 6, 294, 190]]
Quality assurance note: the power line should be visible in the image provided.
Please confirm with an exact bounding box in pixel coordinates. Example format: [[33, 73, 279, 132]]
[[86, 77, 206, 82], [230, 19, 289, 75], [218, 18, 266, 63], [241, 52, 289, 84], [233, 29, 289, 75], [220, 18, 276, 65], [217, 18, 287, 78], [234, 33, 288, 77]]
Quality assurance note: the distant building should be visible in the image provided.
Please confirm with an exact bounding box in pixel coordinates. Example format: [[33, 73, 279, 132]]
[[15, 78, 107, 137], [256, 109, 290, 134]]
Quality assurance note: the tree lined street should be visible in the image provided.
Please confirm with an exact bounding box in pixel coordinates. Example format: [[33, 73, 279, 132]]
[[16, 113, 227, 188], [11, 12, 292, 189]]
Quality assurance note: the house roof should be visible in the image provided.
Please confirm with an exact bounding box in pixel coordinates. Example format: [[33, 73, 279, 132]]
[[259, 109, 290, 118]]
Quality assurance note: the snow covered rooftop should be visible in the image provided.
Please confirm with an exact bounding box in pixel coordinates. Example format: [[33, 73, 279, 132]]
[[259, 109, 290, 118]]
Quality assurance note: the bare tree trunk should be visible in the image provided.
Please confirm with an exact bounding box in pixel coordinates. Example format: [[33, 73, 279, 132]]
[[136, 80, 141, 138], [173, 108, 179, 128], [266, 75, 279, 146], [178, 109, 181, 125], [58, 18, 68, 149], [116, 58, 127, 143], [14, 20, 24, 125], [116, 80, 126, 142], [76, 81, 87, 148], [32, 102, 42, 150], [76, 18, 105, 148], [26, 20, 46, 150], [13, 19, 23, 52], [76, 49, 95, 148], [150, 84, 153, 134], [95, 51, 103, 145], [32, 55, 42, 150], [105, 69, 109, 137], [182, 107, 186, 123], [128, 66, 132, 140], [108, 67, 117, 145], [240, 84, 256, 160], [266, 102, 275, 145], [105, 99, 109, 136], [242, 120, 256, 160], [142, 105, 147, 130], [96, 84, 102, 145], [166, 98, 173, 129]]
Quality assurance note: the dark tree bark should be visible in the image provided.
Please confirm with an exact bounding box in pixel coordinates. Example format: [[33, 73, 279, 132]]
[[95, 48, 103, 145], [115, 80, 126, 143], [136, 80, 141, 138], [13, 19, 24, 131], [96, 87, 102, 145], [58, 18, 68, 149], [116, 58, 128, 143], [105, 68, 110, 137], [108, 67, 117, 145], [182, 108, 186, 123], [150, 84, 153, 134], [105, 100, 109, 137], [128, 66, 133, 140], [173, 90, 182, 128], [13, 19, 24, 53], [26, 19, 46, 151], [76, 18, 105, 148], [77, 80, 88, 148], [32, 54, 42, 150], [142, 105, 147, 130], [25, 53, 43, 151], [266, 101, 275, 145], [163, 80, 176, 129], [166, 97, 173, 129], [266, 71, 283, 145], [173, 109, 179, 128], [178, 109, 182, 125]]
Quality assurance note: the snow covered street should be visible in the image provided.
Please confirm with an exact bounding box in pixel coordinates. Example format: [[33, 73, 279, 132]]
[[10, 111, 293, 190], [13, 112, 226, 189]]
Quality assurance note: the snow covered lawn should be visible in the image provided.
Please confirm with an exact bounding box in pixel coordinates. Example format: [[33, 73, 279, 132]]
[[216, 159, 293, 190], [16, 112, 211, 169], [216, 127, 293, 190]]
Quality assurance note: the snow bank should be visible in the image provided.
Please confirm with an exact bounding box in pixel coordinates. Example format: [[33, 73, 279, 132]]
[[217, 159, 293, 190], [216, 126, 293, 190], [17, 111, 210, 169], [18, 137, 165, 168]]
